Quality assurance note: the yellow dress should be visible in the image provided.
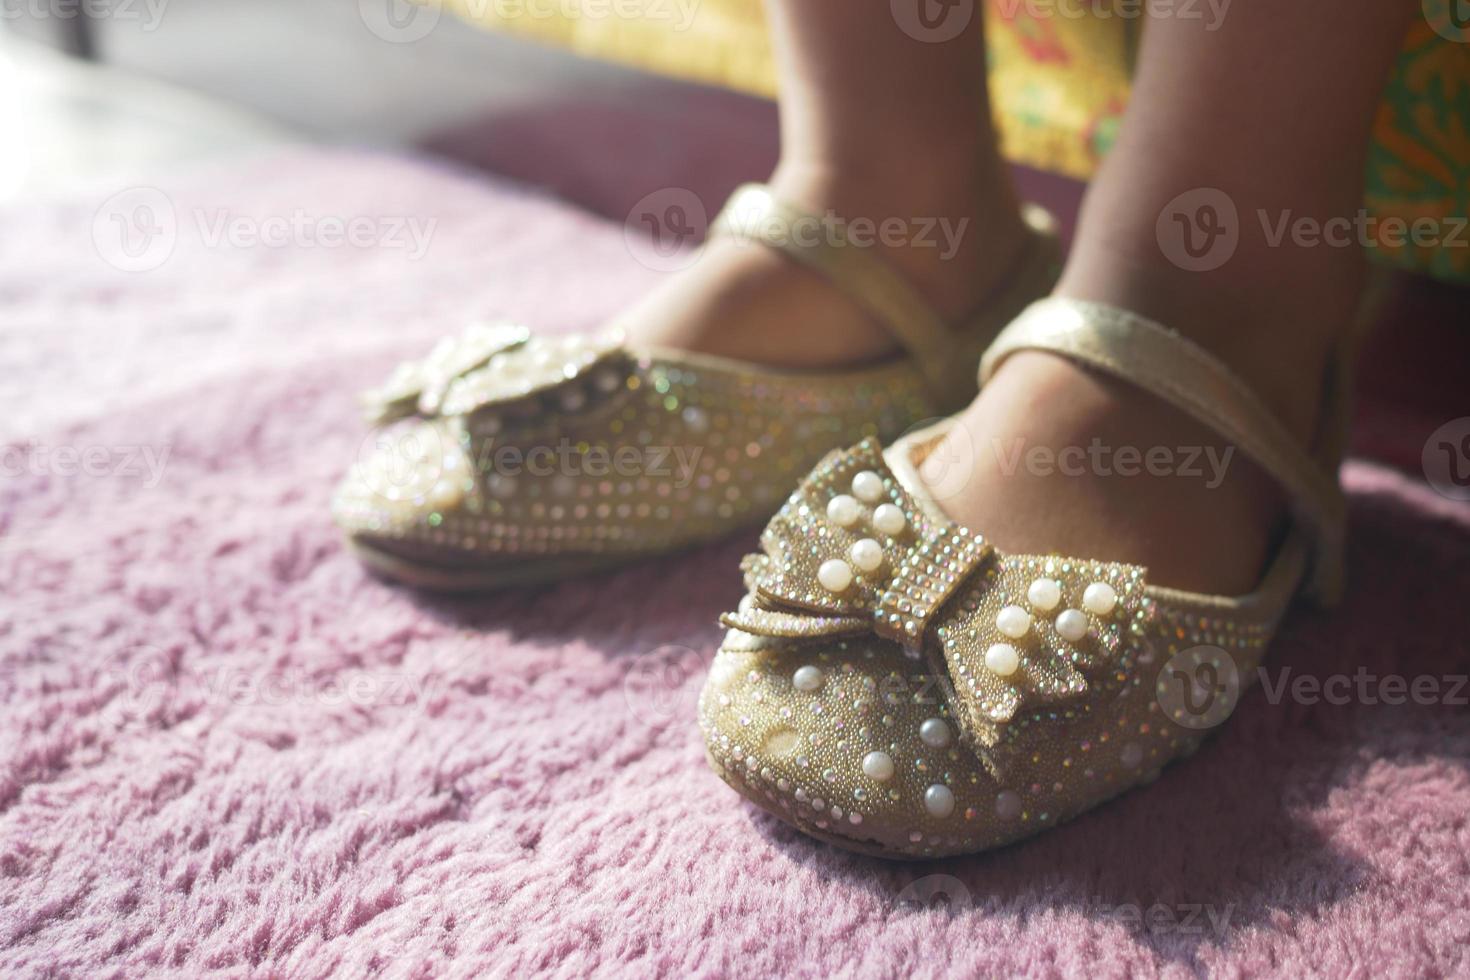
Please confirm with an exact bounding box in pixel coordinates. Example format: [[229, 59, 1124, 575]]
[[444, 0, 1470, 284]]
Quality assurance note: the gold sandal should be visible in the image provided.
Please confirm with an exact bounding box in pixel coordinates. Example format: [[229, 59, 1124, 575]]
[[699, 297, 1351, 858], [332, 185, 1060, 590]]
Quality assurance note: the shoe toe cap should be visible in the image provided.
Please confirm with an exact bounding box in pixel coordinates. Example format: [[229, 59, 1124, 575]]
[[700, 632, 1026, 858], [332, 418, 477, 543]]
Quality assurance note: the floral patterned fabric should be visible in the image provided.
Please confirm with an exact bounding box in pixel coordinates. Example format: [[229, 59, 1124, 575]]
[[446, 0, 1470, 283]]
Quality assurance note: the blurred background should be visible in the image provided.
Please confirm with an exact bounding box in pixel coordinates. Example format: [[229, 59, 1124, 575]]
[[3, 0, 1465, 468], [2, 0, 797, 218]]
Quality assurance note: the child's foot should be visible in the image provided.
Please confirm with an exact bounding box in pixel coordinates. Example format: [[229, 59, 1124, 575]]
[[916, 278, 1346, 597], [621, 162, 1034, 371]]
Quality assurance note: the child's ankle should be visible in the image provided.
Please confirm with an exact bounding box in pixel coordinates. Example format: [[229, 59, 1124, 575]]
[[766, 156, 1031, 322], [1054, 245, 1361, 444]]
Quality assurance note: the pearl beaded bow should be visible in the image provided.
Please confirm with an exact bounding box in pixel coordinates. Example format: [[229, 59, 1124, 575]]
[[723, 439, 1155, 757]]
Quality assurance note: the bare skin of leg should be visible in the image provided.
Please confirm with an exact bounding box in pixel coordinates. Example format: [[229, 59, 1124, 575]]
[[922, 1, 1416, 594], [623, 0, 1030, 369]]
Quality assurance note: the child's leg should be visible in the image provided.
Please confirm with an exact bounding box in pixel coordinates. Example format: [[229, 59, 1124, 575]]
[[1058, 0, 1417, 434], [623, 0, 1029, 368], [924, 0, 1417, 595]]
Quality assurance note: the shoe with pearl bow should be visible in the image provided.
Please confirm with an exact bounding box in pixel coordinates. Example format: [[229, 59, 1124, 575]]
[[332, 185, 1060, 590], [699, 297, 1354, 858]]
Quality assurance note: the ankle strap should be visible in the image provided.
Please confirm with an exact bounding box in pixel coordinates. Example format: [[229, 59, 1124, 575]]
[[980, 298, 1348, 603], [709, 184, 970, 406]]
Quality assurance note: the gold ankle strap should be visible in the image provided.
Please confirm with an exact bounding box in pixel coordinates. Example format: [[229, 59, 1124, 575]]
[[709, 183, 1056, 409], [980, 298, 1348, 604]]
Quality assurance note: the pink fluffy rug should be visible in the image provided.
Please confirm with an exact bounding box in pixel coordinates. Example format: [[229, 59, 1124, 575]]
[[3, 150, 1469, 978]]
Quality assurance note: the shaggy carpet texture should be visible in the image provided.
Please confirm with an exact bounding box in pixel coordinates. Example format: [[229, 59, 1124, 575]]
[[2, 150, 1469, 978]]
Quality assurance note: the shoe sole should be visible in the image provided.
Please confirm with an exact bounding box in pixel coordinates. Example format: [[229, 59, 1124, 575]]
[[347, 537, 636, 592]]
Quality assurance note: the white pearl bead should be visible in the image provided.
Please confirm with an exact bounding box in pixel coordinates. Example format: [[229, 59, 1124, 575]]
[[862, 751, 895, 781], [924, 784, 955, 818], [1121, 743, 1144, 769], [1055, 609, 1089, 643], [849, 538, 883, 573], [984, 643, 1020, 677], [995, 605, 1031, 639], [919, 718, 951, 749], [792, 665, 824, 692], [817, 558, 854, 593], [826, 494, 861, 527], [871, 504, 906, 536], [1026, 577, 1061, 611], [852, 470, 885, 503], [1082, 581, 1118, 616]]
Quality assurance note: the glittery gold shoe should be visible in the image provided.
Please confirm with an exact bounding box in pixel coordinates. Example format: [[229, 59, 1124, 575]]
[[332, 185, 1060, 590], [700, 297, 1352, 858]]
